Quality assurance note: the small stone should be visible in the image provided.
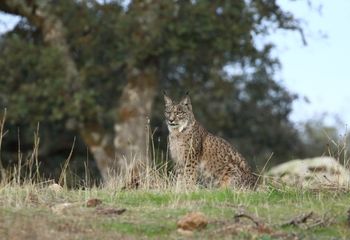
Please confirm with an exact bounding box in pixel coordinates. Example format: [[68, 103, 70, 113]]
[[177, 212, 208, 231], [86, 198, 103, 207]]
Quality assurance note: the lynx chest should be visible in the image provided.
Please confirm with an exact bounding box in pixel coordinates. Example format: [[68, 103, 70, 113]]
[[168, 132, 201, 164]]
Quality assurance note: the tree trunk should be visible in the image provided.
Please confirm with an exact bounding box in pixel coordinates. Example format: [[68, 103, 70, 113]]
[[79, 123, 116, 182], [114, 66, 157, 169]]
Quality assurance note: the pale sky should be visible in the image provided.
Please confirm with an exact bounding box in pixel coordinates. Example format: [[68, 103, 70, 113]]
[[274, 0, 350, 128], [0, 1, 349, 127]]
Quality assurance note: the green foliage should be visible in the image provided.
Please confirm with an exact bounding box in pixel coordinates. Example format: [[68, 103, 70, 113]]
[[0, 0, 312, 175], [0, 35, 64, 122]]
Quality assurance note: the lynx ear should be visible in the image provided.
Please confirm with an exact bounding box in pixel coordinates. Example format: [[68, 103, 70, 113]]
[[163, 91, 173, 106], [180, 93, 192, 110]]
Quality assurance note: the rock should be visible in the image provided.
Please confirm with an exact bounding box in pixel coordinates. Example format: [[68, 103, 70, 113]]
[[48, 183, 63, 192], [177, 212, 208, 231], [268, 156, 350, 187], [51, 202, 75, 214], [86, 198, 102, 207]]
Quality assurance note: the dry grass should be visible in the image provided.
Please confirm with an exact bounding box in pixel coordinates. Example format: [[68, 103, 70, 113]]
[[1, 179, 350, 239]]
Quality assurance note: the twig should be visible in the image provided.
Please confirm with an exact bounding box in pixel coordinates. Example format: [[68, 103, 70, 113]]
[[305, 218, 328, 229], [234, 212, 263, 227], [280, 211, 313, 227], [213, 212, 273, 236]]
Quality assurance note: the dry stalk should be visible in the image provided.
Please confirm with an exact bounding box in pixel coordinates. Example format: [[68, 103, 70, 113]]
[[17, 128, 22, 184], [58, 137, 76, 187], [0, 108, 7, 180]]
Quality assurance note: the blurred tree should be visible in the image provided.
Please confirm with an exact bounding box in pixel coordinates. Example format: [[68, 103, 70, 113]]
[[0, 0, 307, 180], [297, 116, 349, 161]]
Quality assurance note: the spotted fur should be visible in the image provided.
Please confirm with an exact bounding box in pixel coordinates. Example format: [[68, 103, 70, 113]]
[[164, 93, 257, 188]]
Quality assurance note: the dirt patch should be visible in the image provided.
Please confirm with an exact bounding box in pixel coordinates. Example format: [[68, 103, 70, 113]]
[[96, 207, 127, 216]]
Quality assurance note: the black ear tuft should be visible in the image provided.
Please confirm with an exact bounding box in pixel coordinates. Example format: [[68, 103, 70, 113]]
[[163, 90, 167, 96], [185, 90, 189, 96]]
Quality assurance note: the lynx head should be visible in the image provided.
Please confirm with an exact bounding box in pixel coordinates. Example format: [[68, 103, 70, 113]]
[[163, 92, 195, 132]]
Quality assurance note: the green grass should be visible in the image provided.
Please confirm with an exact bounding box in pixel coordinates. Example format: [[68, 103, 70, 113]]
[[0, 184, 350, 239]]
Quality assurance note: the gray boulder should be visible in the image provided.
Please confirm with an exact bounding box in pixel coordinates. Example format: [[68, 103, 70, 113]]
[[268, 156, 350, 187]]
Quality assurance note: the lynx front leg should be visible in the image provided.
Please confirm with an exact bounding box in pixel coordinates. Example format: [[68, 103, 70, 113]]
[[183, 159, 198, 186], [184, 164, 197, 185], [176, 161, 197, 186]]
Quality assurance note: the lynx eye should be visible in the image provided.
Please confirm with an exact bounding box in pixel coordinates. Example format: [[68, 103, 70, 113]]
[[177, 111, 185, 115]]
